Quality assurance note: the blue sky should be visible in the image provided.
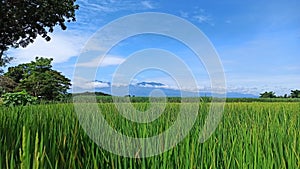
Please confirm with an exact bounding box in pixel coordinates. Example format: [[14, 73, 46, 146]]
[[8, 0, 300, 96]]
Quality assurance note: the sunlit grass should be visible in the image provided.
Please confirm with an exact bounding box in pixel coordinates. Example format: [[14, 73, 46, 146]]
[[0, 102, 299, 168]]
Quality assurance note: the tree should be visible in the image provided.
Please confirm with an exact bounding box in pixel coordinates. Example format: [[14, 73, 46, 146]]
[[5, 57, 53, 83], [259, 91, 276, 98], [0, 0, 79, 59], [291, 90, 300, 98], [0, 76, 17, 96], [0, 55, 13, 74], [4, 57, 71, 100]]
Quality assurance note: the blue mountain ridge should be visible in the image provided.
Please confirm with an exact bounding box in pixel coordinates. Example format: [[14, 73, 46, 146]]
[[89, 81, 258, 98]]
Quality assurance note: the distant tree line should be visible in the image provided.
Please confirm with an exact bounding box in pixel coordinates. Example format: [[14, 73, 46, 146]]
[[260, 90, 300, 98]]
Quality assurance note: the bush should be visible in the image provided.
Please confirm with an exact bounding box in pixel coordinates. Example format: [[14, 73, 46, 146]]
[[2, 90, 37, 106]]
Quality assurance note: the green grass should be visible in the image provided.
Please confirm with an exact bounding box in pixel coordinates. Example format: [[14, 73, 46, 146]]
[[0, 102, 299, 168]]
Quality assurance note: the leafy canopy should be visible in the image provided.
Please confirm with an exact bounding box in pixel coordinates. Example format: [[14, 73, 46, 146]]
[[0, 75, 17, 96], [2, 90, 37, 106], [0, 0, 79, 59], [291, 90, 300, 98], [4, 57, 71, 100], [0, 55, 13, 74], [259, 91, 276, 98]]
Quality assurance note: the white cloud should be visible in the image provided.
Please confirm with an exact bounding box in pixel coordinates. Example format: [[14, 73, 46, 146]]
[[90, 81, 110, 88], [101, 56, 125, 66], [111, 82, 129, 87], [78, 0, 156, 14], [179, 11, 189, 18], [72, 77, 110, 90], [137, 82, 168, 88], [78, 0, 117, 12], [133, 76, 206, 92], [8, 32, 86, 64], [76, 55, 125, 67], [141, 1, 154, 9], [194, 15, 211, 24], [179, 8, 214, 25], [75, 81, 110, 90]]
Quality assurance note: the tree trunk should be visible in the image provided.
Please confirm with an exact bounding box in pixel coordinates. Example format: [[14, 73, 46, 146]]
[[0, 49, 3, 62]]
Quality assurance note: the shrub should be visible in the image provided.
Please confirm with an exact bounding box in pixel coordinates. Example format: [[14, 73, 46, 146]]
[[2, 90, 37, 106]]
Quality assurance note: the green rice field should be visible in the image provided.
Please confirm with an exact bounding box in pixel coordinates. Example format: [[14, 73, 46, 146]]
[[0, 102, 299, 168]]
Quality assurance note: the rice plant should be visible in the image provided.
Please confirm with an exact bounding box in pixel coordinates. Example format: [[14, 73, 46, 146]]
[[0, 102, 299, 168]]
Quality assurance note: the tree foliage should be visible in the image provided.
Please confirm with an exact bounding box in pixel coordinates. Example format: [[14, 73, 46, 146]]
[[259, 91, 276, 98], [0, 0, 79, 59], [2, 90, 37, 106], [0, 75, 17, 96], [0, 55, 13, 74], [291, 90, 300, 98], [4, 57, 71, 100]]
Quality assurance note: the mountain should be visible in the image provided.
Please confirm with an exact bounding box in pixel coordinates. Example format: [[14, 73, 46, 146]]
[[136, 82, 165, 87], [226, 92, 258, 98], [77, 80, 258, 98]]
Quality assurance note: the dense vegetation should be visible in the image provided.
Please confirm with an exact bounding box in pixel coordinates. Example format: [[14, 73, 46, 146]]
[[260, 90, 300, 98], [0, 102, 299, 168], [1, 57, 71, 101]]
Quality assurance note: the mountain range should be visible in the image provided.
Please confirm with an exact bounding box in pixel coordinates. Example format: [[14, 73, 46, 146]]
[[78, 80, 258, 98]]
